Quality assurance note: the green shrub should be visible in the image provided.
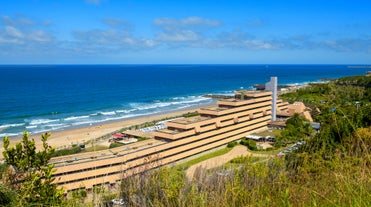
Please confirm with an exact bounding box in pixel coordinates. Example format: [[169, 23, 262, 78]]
[[230, 156, 249, 163], [240, 138, 248, 146], [227, 142, 237, 148], [240, 138, 258, 150], [230, 156, 264, 164], [70, 188, 87, 199], [0, 163, 7, 180], [137, 137, 148, 141], [2, 133, 64, 206], [183, 111, 199, 118], [246, 140, 257, 150], [0, 185, 16, 207], [109, 142, 123, 149], [264, 147, 275, 151], [51, 146, 82, 157], [274, 140, 284, 148]]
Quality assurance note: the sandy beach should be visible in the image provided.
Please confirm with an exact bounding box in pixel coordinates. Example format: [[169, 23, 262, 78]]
[[0, 106, 207, 159]]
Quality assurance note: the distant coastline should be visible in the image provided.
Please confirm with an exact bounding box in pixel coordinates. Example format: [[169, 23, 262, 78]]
[[347, 65, 371, 69]]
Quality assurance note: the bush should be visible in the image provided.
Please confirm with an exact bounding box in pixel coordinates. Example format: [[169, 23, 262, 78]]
[[0, 185, 16, 207], [0, 163, 7, 180], [137, 137, 148, 141], [274, 140, 284, 148], [264, 147, 275, 151], [240, 138, 248, 146], [2, 133, 64, 206], [51, 146, 82, 157], [70, 188, 87, 199], [230, 156, 249, 163], [227, 142, 238, 148], [109, 142, 123, 149], [246, 140, 257, 150], [230, 156, 263, 164], [240, 138, 258, 150], [183, 111, 199, 118]]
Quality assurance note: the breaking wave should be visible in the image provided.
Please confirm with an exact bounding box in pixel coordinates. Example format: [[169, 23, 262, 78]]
[[1, 95, 214, 137]]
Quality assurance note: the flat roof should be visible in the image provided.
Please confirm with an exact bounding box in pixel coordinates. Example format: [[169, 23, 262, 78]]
[[157, 128, 182, 135], [124, 130, 153, 138], [276, 111, 292, 117], [220, 98, 247, 102], [235, 90, 272, 96], [200, 106, 230, 112], [169, 116, 210, 125], [268, 121, 286, 127]]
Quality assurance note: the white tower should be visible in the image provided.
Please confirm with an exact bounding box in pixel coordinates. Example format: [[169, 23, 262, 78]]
[[265, 77, 278, 121]]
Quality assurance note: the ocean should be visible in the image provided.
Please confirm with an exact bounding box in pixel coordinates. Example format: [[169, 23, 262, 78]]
[[0, 64, 367, 138]]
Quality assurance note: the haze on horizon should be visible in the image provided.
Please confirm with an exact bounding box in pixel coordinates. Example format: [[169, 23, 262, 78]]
[[0, 0, 370, 64]]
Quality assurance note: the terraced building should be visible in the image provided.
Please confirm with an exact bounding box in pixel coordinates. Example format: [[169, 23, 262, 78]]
[[53, 89, 287, 192]]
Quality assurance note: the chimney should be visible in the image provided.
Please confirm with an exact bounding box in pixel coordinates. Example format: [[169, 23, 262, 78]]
[[265, 77, 277, 121]]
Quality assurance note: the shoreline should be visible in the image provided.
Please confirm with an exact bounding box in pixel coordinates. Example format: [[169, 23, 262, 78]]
[[0, 78, 343, 159], [0, 77, 342, 139], [0, 104, 212, 159]]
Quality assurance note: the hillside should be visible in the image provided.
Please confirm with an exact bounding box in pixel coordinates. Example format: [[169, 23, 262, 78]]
[[1, 75, 370, 206]]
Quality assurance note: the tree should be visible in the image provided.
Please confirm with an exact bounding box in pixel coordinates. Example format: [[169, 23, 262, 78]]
[[2, 132, 64, 206], [277, 113, 313, 143]]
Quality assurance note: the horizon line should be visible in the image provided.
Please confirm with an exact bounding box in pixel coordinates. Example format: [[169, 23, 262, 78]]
[[0, 63, 370, 66]]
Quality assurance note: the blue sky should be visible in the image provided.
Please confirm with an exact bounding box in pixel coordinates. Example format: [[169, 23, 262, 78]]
[[0, 0, 370, 64]]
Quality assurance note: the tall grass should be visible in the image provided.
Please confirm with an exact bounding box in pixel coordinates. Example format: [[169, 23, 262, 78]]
[[106, 126, 370, 207], [112, 150, 369, 206], [60, 126, 370, 206]]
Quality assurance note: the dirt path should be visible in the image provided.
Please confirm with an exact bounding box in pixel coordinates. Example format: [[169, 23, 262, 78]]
[[186, 145, 270, 180]]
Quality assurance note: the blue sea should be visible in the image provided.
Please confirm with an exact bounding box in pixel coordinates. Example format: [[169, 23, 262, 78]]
[[0, 64, 367, 138]]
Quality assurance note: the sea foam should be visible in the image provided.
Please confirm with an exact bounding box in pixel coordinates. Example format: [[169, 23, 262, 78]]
[[26, 125, 38, 129], [0, 123, 25, 128], [99, 111, 116, 116], [29, 119, 59, 125], [64, 115, 90, 121], [0, 133, 21, 137]]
